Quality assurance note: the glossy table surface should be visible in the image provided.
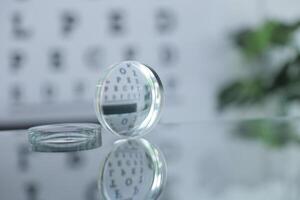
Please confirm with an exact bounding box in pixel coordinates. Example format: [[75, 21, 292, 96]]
[[1, 118, 300, 200]]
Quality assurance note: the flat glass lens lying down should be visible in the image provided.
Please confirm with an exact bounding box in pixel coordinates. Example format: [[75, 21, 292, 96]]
[[98, 139, 167, 200], [95, 61, 164, 137], [28, 123, 102, 152]]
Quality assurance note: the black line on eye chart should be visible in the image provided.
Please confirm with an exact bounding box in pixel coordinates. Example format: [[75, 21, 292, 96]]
[[102, 103, 137, 115]]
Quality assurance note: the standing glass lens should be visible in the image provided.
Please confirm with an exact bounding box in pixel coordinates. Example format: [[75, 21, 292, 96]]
[[95, 61, 164, 137]]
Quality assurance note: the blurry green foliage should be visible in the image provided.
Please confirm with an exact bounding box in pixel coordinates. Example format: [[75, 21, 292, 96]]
[[234, 20, 300, 58], [219, 20, 300, 147], [218, 78, 266, 110], [234, 120, 300, 148], [218, 53, 300, 110], [218, 20, 300, 111]]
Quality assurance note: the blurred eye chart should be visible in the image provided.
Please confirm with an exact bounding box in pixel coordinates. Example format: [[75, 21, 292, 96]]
[[1, 0, 300, 127], [0, 0, 216, 128]]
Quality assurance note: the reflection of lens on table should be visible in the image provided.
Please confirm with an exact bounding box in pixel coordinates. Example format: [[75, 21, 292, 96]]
[[98, 139, 167, 200]]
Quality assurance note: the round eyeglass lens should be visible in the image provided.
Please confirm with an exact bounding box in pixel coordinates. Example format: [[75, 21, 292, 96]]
[[95, 61, 164, 137], [28, 123, 102, 152]]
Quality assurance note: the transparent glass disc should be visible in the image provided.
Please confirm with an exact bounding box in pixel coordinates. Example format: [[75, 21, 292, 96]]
[[28, 123, 102, 152], [95, 61, 164, 137]]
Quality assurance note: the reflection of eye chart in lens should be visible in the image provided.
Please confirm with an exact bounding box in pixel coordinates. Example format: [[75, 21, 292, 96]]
[[99, 139, 166, 200], [102, 62, 151, 135], [96, 61, 163, 137]]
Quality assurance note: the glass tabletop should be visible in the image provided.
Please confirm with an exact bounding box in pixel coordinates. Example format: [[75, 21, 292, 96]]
[[1, 118, 300, 200]]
